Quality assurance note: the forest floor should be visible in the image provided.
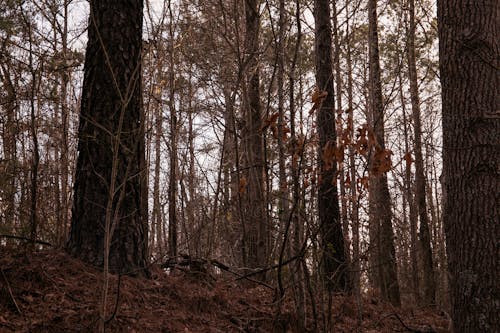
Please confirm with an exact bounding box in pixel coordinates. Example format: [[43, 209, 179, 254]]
[[0, 248, 450, 332]]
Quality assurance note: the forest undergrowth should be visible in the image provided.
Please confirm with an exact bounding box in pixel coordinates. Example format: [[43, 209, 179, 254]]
[[0, 248, 449, 332]]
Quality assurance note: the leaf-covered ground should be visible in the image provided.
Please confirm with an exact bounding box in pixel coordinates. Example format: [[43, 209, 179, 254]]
[[0, 248, 450, 332]]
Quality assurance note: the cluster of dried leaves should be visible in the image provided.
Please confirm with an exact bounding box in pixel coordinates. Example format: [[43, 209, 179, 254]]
[[0, 248, 449, 332]]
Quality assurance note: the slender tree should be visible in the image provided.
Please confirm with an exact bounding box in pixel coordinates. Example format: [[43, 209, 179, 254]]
[[400, 73, 420, 303], [314, 0, 349, 292], [406, 0, 436, 305], [167, 0, 178, 258], [367, 0, 401, 306], [241, 0, 267, 271], [67, 0, 148, 276], [438, 0, 499, 330]]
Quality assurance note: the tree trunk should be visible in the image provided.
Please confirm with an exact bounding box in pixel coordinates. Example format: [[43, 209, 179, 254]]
[[290, 0, 305, 326], [242, 0, 267, 271], [27, 20, 39, 252], [333, 0, 352, 278], [314, 0, 349, 292], [400, 73, 420, 303], [277, 0, 290, 258], [167, 0, 178, 258], [152, 82, 164, 257], [345, 3, 361, 298], [60, 0, 70, 246], [406, 0, 436, 305], [0, 63, 18, 239], [438, 0, 499, 330], [367, 0, 401, 306], [67, 0, 148, 276]]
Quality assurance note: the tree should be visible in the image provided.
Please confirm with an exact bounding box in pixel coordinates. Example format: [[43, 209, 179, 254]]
[[241, 0, 267, 272], [166, 0, 178, 258], [67, 0, 148, 276], [367, 0, 401, 306], [438, 0, 499, 330], [314, 0, 349, 292], [405, 0, 436, 305]]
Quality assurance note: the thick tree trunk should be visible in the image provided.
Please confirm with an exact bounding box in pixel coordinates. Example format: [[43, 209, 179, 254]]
[[367, 0, 401, 306], [67, 0, 148, 276], [314, 0, 349, 292], [438, 0, 499, 330]]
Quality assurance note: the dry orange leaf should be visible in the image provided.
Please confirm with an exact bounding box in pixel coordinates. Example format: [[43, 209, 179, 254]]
[[403, 151, 413, 168], [239, 177, 247, 193], [261, 112, 279, 132], [309, 87, 328, 114]]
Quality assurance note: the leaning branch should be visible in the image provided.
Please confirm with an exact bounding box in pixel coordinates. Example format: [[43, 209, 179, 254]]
[[0, 234, 52, 247]]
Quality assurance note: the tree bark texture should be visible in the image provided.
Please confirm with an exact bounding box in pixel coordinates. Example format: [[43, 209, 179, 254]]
[[367, 0, 401, 306], [438, 0, 499, 330], [0, 63, 18, 237], [314, 0, 349, 292], [67, 0, 148, 276], [242, 0, 267, 270], [167, 0, 178, 258]]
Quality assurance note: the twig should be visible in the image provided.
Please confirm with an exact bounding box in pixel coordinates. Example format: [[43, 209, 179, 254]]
[[0, 266, 21, 314], [105, 273, 122, 324], [40, 267, 81, 303], [376, 312, 436, 333], [162, 255, 275, 290], [0, 234, 52, 247]]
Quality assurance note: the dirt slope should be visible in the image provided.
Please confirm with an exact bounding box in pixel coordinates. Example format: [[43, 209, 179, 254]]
[[0, 249, 449, 332]]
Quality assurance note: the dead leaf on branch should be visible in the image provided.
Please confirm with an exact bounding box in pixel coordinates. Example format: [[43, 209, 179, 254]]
[[357, 176, 369, 191], [281, 126, 290, 141], [261, 112, 279, 132], [367, 127, 377, 147], [239, 177, 247, 194], [371, 147, 393, 175], [309, 86, 328, 115], [322, 141, 344, 170], [354, 125, 369, 155], [354, 124, 379, 156], [344, 174, 351, 187], [403, 151, 413, 168]]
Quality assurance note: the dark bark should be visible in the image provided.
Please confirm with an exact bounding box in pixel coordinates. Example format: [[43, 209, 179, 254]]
[[67, 0, 148, 276], [367, 0, 401, 306], [438, 0, 499, 330], [290, 0, 305, 326], [314, 0, 349, 292], [27, 21, 39, 252], [167, 0, 178, 258], [59, 0, 70, 246], [152, 80, 164, 257], [0, 63, 18, 237], [242, 0, 267, 271]]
